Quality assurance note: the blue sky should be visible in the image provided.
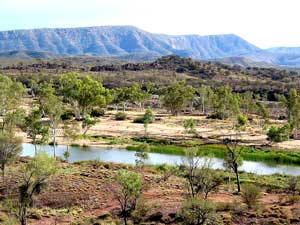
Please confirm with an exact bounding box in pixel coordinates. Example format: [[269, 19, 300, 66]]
[[1, 0, 299, 48]]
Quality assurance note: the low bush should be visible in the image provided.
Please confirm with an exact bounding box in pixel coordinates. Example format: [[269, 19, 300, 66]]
[[115, 112, 127, 121], [61, 110, 75, 121], [267, 124, 290, 142], [91, 108, 105, 117], [241, 184, 261, 208]]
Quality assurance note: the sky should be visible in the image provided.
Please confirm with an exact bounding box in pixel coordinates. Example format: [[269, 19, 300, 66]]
[[0, 0, 299, 49]]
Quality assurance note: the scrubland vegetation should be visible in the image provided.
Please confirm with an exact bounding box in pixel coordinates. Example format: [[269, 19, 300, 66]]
[[1, 55, 300, 224]]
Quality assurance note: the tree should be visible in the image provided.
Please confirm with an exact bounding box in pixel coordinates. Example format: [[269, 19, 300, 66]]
[[0, 75, 25, 116], [240, 91, 256, 115], [182, 149, 222, 198], [213, 86, 239, 120], [60, 73, 111, 119], [256, 102, 270, 129], [18, 152, 57, 225], [63, 122, 79, 162], [114, 170, 142, 225], [143, 108, 154, 136], [277, 89, 300, 139], [196, 86, 214, 115], [180, 198, 219, 225], [41, 86, 63, 158], [82, 114, 97, 135], [128, 83, 151, 109], [24, 109, 49, 154], [236, 114, 248, 131], [223, 136, 243, 193], [161, 82, 195, 116], [0, 134, 22, 183], [135, 143, 150, 168]]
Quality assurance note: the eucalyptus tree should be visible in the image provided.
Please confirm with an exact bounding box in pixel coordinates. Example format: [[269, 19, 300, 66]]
[[24, 109, 49, 154], [0, 133, 22, 183], [60, 73, 112, 119], [161, 81, 195, 115], [213, 86, 239, 120], [37, 84, 63, 158], [18, 152, 57, 225], [277, 89, 300, 139]]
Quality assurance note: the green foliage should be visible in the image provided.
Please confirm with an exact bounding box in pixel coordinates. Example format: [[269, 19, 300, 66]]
[[183, 118, 197, 134], [267, 124, 291, 142], [180, 198, 220, 225], [213, 86, 240, 120], [24, 109, 49, 147], [63, 150, 71, 162], [133, 108, 155, 125], [82, 115, 97, 135], [0, 133, 22, 179], [90, 108, 105, 117], [19, 152, 57, 225], [0, 75, 25, 116], [60, 73, 111, 118], [161, 81, 195, 115], [115, 112, 127, 121], [241, 184, 261, 208], [60, 110, 75, 121], [114, 170, 143, 224], [236, 114, 248, 130]]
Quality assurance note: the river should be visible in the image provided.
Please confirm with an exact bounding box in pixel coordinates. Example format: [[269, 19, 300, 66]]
[[21, 143, 300, 176]]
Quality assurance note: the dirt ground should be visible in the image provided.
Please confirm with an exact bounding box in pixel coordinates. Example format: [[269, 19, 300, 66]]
[[2, 161, 300, 225], [19, 109, 300, 151]]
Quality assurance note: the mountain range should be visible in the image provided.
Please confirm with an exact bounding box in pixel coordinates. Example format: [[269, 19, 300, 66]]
[[1, 26, 300, 67]]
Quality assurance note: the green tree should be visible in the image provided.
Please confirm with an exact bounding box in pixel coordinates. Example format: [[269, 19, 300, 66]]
[[82, 114, 97, 135], [41, 86, 63, 158], [18, 152, 57, 225], [277, 89, 300, 139], [161, 82, 195, 115], [240, 91, 256, 115], [0, 75, 25, 116], [24, 109, 49, 154], [128, 83, 151, 109], [60, 73, 111, 119], [196, 85, 214, 115], [114, 170, 142, 225], [213, 86, 239, 120], [143, 108, 154, 136], [0, 134, 22, 183]]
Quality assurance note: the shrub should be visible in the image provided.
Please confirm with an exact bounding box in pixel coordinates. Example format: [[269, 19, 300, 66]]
[[134, 108, 155, 124], [267, 124, 290, 142], [115, 112, 127, 121], [237, 114, 248, 128], [133, 116, 145, 123], [180, 198, 220, 225], [183, 118, 197, 133], [91, 108, 105, 117], [61, 110, 75, 121], [287, 176, 300, 195], [241, 184, 261, 208], [131, 198, 150, 224]]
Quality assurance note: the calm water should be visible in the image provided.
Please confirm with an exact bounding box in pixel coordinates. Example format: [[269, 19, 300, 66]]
[[21, 143, 300, 176]]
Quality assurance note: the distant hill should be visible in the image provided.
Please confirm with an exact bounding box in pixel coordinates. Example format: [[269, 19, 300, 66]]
[[1, 26, 300, 66], [0, 50, 58, 59], [209, 56, 274, 68], [0, 26, 258, 59]]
